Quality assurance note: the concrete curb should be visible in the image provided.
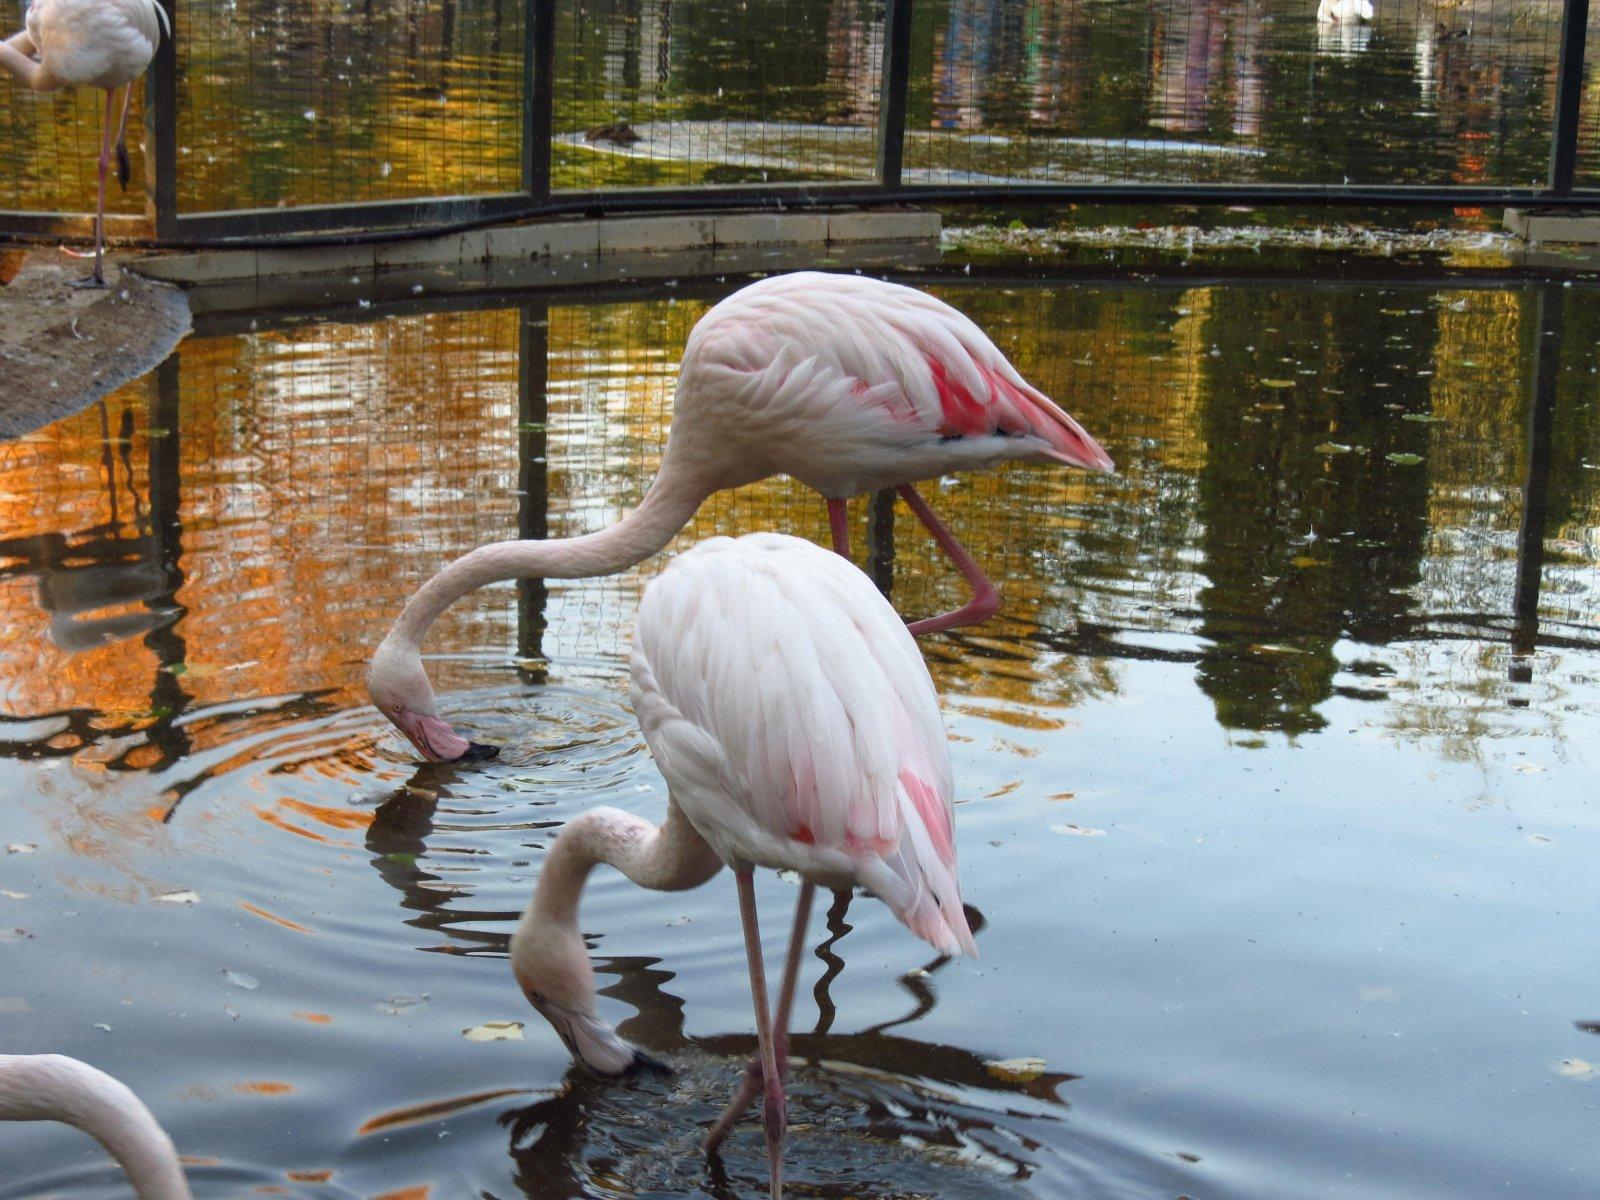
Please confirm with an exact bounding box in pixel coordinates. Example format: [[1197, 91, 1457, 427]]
[[128, 210, 941, 287]]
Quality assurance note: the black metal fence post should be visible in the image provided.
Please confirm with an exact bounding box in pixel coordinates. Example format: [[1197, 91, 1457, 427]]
[[1548, 0, 1590, 194], [1511, 285, 1562, 680], [876, 0, 914, 190], [145, 0, 178, 237], [525, 0, 557, 200]]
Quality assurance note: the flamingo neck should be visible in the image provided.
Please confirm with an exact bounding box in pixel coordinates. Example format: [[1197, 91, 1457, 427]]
[[529, 802, 723, 929], [510, 802, 722, 1071], [0, 1055, 193, 1200], [384, 465, 708, 657]]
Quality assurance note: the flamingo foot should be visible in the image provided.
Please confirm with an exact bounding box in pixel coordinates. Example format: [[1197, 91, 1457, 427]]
[[905, 581, 1000, 636], [703, 1044, 791, 1156], [67, 270, 107, 290]]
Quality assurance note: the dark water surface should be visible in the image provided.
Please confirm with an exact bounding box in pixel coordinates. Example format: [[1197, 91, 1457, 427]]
[[1, 264, 1598, 1199], [9, 0, 1600, 214]]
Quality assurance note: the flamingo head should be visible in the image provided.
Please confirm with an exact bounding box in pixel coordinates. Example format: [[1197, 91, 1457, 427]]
[[511, 919, 668, 1078], [368, 640, 499, 764]]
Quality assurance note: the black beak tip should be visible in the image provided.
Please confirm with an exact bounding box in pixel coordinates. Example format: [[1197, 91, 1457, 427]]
[[628, 1049, 673, 1078], [461, 741, 501, 762]]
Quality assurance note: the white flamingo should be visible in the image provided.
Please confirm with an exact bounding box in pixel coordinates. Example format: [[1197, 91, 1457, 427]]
[[510, 532, 975, 1199], [0, 0, 170, 286], [1316, 0, 1374, 22], [0, 1053, 193, 1199], [370, 271, 1113, 763]]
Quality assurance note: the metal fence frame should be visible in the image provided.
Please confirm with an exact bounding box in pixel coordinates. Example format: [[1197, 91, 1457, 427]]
[[4, 0, 1600, 246]]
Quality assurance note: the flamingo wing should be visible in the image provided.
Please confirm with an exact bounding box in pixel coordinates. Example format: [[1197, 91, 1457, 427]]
[[685, 271, 1113, 472], [631, 533, 975, 956]]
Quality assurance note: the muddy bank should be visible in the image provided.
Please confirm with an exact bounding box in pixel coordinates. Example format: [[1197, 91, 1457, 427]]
[[0, 251, 191, 440]]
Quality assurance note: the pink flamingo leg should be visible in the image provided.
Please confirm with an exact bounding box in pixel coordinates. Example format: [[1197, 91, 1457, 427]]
[[825, 498, 850, 558], [733, 870, 788, 1199], [896, 483, 1001, 635], [704, 880, 814, 1156], [65, 87, 115, 288]]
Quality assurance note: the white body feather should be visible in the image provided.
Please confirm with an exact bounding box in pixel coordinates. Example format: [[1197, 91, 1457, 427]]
[[22, 0, 166, 89], [632, 533, 975, 955]]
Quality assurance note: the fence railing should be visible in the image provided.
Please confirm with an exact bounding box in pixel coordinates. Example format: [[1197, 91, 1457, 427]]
[[3, 0, 1600, 246]]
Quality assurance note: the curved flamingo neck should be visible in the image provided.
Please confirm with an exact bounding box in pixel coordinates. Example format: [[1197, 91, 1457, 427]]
[[0, 1055, 193, 1200], [528, 802, 722, 929], [385, 466, 709, 656]]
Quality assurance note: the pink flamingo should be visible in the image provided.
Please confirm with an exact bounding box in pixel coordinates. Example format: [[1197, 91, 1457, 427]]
[[0, 1053, 193, 1199], [370, 271, 1113, 762], [510, 533, 974, 1198], [0, 0, 171, 287]]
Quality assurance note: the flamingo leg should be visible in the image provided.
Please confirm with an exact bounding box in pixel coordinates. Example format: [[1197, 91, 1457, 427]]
[[896, 483, 1000, 636], [69, 87, 116, 289], [825, 498, 849, 558], [111, 81, 134, 190], [733, 869, 787, 1199], [704, 881, 814, 1156]]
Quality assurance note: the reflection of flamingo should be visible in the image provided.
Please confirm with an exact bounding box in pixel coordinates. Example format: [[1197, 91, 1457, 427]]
[[0, 0, 170, 286], [509, 534, 976, 1198], [370, 271, 1113, 763], [0, 1054, 193, 1199]]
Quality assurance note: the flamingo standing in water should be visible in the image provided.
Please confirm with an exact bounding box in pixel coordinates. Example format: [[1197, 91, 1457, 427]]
[[510, 533, 975, 1198], [370, 271, 1113, 762], [0, 1053, 193, 1199], [0, 0, 170, 286]]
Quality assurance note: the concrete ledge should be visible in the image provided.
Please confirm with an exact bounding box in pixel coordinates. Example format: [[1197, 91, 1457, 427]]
[[128, 209, 941, 286], [1504, 207, 1600, 245]]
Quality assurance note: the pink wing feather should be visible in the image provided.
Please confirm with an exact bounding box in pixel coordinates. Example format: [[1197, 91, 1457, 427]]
[[683, 271, 1113, 472], [632, 533, 976, 957]]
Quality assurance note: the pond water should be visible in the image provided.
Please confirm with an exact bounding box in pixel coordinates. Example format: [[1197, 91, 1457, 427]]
[[1, 261, 1599, 1199], [8, 0, 1600, 216]]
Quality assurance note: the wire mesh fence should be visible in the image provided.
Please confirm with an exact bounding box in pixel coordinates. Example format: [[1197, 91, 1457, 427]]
[[3, 0, 1600, 240]]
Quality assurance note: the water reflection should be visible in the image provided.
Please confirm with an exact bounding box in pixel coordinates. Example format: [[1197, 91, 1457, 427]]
[[7, 0, 1600, 214], [1, 266, 1598, 1199]]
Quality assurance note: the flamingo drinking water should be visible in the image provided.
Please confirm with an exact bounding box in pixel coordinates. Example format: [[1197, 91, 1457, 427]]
[[369, 271, 1113, 763], [0, 1053, 193, 1199], [509, 533, 975, 1198], [0, 0, 170, 286]]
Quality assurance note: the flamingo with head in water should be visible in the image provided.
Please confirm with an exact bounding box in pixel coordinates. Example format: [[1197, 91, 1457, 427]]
[[0, 0, 170, 287], [369, 270, 1113, 762], [0, 1053, 193, 1199], [509, 532, 975, 1198]]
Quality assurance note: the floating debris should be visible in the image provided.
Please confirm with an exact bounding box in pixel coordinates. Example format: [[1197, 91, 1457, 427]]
[[985, 1056, 1048, 1083], [462, 1021, 524, 1042], [223, 969, 261, 991]]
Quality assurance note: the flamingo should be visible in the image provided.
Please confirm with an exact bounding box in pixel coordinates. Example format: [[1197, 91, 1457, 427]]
[[0, 0, 170, 287], [0, 1053, 193, 1199], [510, 533, 975, 1198], [1316, 0, 1374, 22], [369, 270, 1113, 763]]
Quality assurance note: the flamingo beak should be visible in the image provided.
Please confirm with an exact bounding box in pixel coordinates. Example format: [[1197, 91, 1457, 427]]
[[527, 994, 670, 1078], [394, 711, 500, 764]]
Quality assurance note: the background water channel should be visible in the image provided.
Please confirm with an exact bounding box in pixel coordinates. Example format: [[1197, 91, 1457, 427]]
[[1, 260, 1598, 1199]]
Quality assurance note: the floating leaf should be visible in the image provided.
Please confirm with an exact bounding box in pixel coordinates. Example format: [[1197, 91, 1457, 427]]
[[1556, 1058, 1597, 1080], [1291, 556, 1328, 570], [0, 890, 26, 900], [156, 890, 200, 904], [1401, 413, 1444, 423], [1385, 452, 1423, 466], [463, 1021, 524, 1042], [1315, 442, 1352, 455], [1051, 824, 1106, 837], [1513, 762, 1546, 774], [4, 843, 36, 854], [223, 969, 261, 991], [1525, 833, 1553, 845], [1259, 378, 1296, 389], [985, 1056, 1047, 1083]]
